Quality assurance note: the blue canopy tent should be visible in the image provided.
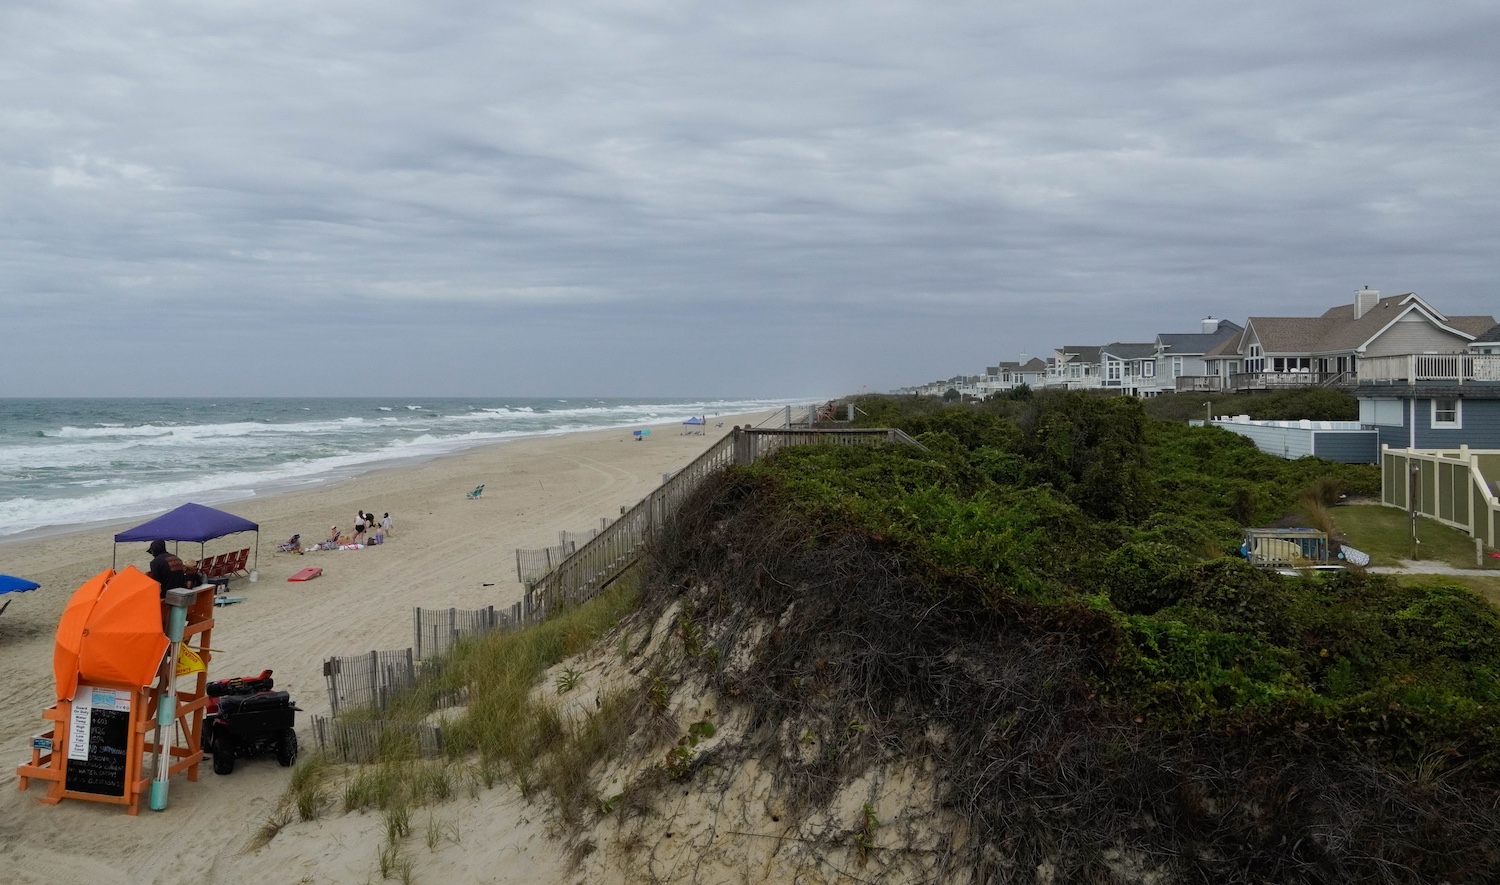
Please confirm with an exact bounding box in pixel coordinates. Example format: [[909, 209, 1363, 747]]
[[682, 416, 705, 426], [111, 502, 260, 573], [0, 574, 40, 616]]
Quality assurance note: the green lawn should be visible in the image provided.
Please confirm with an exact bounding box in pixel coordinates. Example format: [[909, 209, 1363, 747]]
[[1331, 502, 1500, 570]]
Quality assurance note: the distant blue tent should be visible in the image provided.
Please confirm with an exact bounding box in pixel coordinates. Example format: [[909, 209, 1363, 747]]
[[0, 575, 39, 616], [112, 502, 259, 572], [682, 416, 705, 425]]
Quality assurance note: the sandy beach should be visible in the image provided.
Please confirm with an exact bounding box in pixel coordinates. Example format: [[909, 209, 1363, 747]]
[[0, 411, 774, 885]]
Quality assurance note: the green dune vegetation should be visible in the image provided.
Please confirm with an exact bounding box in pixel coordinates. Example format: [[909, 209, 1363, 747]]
[[290, 391, 1500, 883], [624, 392, 1500, 881]]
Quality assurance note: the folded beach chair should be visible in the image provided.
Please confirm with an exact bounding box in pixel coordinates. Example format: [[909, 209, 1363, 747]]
[[467, 484, 485, 499]]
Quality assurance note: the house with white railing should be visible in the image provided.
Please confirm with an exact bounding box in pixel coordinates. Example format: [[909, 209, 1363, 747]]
[[1100, 342, 1158, 396], [1047, 346, 1103, 389], [1355, 353, 1500, 450], [1154, 318, 1243, 394], [978, 358, 1048, 396], [1196, 289, 1494, 392]]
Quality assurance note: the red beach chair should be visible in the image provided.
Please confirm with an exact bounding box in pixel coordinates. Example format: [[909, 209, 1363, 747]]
[[230, 548, 250, 578]]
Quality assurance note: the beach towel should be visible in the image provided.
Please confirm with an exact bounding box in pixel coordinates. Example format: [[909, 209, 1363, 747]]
[[340, 543, 364, 551]]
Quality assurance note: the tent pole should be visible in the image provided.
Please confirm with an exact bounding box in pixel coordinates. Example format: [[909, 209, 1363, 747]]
[[253, 533, 259, 572], [111, 544, 117, 571]]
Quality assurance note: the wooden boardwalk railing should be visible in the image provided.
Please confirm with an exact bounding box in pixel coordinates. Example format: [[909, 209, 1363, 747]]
[[524, 426, 923, 621]]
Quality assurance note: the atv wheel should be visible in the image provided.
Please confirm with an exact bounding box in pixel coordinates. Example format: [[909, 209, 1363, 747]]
[[276, 728, 298, 767], [212, 734, 236, 775]]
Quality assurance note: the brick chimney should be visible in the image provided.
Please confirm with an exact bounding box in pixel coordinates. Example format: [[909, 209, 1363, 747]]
[[1354, 286, 1380, 319], [1201, 317, 1220, 334]]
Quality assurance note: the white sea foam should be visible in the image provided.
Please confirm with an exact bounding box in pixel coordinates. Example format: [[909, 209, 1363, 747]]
[[0, 396, 811, 537]]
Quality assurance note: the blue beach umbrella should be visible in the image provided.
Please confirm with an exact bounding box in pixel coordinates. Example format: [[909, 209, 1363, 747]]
[[0, 575, 39, 595], [0, 574, 40, 616]]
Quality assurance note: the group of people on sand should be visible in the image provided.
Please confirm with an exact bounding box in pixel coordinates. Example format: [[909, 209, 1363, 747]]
[[278, 510, 394, 554]]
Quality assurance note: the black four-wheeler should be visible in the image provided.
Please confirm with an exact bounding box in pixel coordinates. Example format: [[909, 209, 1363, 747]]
[[202, 669, 302, 775]]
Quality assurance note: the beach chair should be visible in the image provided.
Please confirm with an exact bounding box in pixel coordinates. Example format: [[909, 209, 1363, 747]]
[[276, 534, 302, 554], [204, 553, 228, 580], [467, 484, 485, 500], [229, 548, 250, 578]]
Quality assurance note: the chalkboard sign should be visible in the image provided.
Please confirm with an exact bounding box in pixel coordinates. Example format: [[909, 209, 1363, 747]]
[[64, 688, 132, 797]]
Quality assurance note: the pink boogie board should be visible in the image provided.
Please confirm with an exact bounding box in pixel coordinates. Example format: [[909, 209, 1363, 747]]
[[288, 567, 323, 582]]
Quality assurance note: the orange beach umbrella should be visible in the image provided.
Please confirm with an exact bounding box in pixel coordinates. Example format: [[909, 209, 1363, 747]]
[[53, 567, 169, 702]]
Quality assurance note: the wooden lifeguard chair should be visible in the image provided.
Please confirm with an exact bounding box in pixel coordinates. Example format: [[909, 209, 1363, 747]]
[[17, 570, 215, 815]]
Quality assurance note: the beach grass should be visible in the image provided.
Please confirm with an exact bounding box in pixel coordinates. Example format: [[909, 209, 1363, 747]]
[[272, 575, 644, 855]]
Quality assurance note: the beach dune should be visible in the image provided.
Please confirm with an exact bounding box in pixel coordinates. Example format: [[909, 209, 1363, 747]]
[[0, 412, 773, 885]]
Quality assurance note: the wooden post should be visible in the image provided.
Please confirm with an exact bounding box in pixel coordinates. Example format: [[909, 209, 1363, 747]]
[[1410, 462, 1421, 560]]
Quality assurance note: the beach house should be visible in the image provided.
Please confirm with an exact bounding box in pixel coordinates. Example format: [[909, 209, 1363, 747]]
[[1196, 289, 1494, 392], [1046, 346, 1103, 390], [1154, 318, 1243, 394], [1099, 343, 1158, 397]]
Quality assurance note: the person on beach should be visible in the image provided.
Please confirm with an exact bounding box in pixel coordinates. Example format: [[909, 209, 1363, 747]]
[[381, 512, 393, 538], [353, 511, 367, 545], [147, 539, 192, 595]]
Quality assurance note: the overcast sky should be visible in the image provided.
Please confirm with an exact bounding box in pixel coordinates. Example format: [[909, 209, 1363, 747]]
[[3, 1, 1498, 397]]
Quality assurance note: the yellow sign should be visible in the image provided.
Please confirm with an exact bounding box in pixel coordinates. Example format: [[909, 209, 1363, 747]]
[[175, 646, 205, 677]]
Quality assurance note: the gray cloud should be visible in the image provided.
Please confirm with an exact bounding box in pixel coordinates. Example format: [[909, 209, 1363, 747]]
[[3, 0, 1498, 395]]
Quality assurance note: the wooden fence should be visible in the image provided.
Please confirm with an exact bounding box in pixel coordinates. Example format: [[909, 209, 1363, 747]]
[[322, 648, 419, 717], [514, 542, 576, 584], [311, 715, 445, 763], [413, 604, 523, 660], [1380, 444, 1500, 550], [524, 426, 924, 620]]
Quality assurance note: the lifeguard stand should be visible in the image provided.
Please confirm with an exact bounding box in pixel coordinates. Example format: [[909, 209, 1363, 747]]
[[17, 581, 215, 814]]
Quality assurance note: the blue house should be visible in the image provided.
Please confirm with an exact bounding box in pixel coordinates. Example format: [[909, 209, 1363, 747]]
[[1355, 353, 1500, 450]]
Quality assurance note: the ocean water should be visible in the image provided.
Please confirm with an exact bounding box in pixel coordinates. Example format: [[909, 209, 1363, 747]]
[[0, 397, 799, 538]]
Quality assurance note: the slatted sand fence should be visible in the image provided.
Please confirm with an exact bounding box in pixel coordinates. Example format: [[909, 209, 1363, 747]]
[[515, 542, 576, 584], [322, 648, 448, 716], [526, 426, 925, 619], [311, 715, 445, 763], [413, 603, 524, 660]]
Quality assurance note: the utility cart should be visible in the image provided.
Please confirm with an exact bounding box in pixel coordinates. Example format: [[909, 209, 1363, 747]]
[[202, 670, 301, 775]]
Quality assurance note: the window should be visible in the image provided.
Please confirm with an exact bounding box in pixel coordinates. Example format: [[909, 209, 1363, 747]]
[[1172, 357, 1183, 378], [1107, 362, 1122, 382], [1141, 361, 1155, 378], [1361, 398, 1403, 427], [1432, 398, 1462, 428], [1246, 344, 1264, 373]]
